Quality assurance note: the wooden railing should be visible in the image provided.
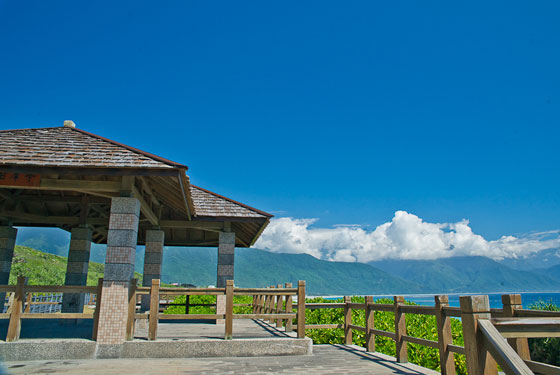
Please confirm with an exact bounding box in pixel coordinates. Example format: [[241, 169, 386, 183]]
[[301, 294, 560, 375], [129, 279, 307, 341], [0, 276, 103, 342]]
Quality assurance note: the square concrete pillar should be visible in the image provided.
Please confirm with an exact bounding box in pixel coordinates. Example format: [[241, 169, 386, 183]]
[[216, 232, 235, 324], [141, 229, 164, 312], [62, 227, 92, 313], [96, 197, 140, 354], [0, 227, 17, 313]]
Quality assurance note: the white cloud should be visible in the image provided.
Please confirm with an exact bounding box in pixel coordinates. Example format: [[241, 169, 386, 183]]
[[254, 211, 560, 262]]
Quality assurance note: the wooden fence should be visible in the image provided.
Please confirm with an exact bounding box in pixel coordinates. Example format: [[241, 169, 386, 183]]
[[0, 276, 103, 342], [130, 279, 306, 340], [301, 294, 560, 375]]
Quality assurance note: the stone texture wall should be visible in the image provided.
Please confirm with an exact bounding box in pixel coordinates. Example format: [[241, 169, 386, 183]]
[[216, 231, 235, 324], [96, 197, 140, 346], [216, 232, 235, 288], [141, 230, 164, 312], [62, 227, 92, 313], [0, 226, 16, 312]]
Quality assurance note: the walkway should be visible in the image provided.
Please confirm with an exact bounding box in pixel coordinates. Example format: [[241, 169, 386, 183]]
[[5, 345, 438, 374]]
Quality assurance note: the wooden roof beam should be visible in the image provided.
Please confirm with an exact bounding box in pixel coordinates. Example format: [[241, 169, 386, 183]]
[[0, 178, 121, 192], [132, 186, 159, 226], [0, 210, 107, 226]]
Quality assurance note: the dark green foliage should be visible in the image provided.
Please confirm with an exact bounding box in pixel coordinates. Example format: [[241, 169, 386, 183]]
[[528, 300, 560, 366], [303, 297, 467, 375]]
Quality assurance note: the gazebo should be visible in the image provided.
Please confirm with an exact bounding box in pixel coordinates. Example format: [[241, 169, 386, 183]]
[[0, 121, 272, 351]]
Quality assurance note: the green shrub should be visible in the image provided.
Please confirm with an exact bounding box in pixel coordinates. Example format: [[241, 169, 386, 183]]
[[164, 295, 253, 315], [528, 299, 560, 366]]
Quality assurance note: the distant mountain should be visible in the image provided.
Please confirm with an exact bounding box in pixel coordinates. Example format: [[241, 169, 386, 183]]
[[13, 228, 421, 295], [370, 256, 560, 293], [159, 247, 424, 295], [497, 248, 560, 271], [13, 227, 560, 295]]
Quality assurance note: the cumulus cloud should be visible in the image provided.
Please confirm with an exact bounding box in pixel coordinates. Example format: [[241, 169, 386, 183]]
[[254, 211, 560, 262]]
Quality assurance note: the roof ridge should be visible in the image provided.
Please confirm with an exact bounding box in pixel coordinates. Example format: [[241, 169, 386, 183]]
[[192, 185, 273, 218], [0, 126, 62, 133], [68, 127, 188, 170]]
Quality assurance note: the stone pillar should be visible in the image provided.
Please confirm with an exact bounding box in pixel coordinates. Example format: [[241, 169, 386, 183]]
[[0, 227, 17, 313], [141, 230, 164, 312], [96, 197, 140, 356], [216, 231, 235, 324], [62, 227, 92, 313]]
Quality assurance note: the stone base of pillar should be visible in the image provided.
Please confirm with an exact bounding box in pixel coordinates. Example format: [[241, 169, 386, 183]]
[[96, 280, 130, 345], [216, 295, 226, 324]]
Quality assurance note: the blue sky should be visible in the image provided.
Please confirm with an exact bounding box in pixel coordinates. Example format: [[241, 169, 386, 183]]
[[1, 1, 559, 244]]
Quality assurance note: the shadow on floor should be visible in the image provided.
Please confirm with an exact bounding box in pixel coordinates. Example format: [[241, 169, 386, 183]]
[[0, 319, 94, 340]]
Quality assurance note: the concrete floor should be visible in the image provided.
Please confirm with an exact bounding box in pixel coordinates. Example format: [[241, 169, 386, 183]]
[[4, 345, 439, 375], [134, 318, 296, 340]]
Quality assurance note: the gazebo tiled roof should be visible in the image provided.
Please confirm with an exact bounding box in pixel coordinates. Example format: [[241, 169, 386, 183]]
[[190, 185, 271, 219], [0, 126, 185, 169], [0, 123, 271, 247]]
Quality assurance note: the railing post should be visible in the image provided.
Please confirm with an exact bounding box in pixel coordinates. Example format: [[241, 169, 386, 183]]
[[92, 277, 103, 341], [297, 280, 306, 338], [501, 294, 530, 360], [126, 278, 137, 341], [24, 292, 32, 313], [269, 285, 275, 324], [344, 296, 352, 345], [148, 278, 160, 341], [252, 295, 256, 314], [185, 294, 190, 315], [285, 282, 293, 332], [365, 295, 375, 352], [460, 295, 498, 375], [394, 296, 408, 363], [224, 280, 234, 339], [6, 276, 26, 342], [276, 284, 283, 328], [435, 295, 455, 375]]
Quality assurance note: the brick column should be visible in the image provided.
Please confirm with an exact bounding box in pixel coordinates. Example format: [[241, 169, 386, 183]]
[[96, 197, 139, 356], [0, 227, 17, 313], [62, 227, 92, 313], [141, 230, 164, 312], [216, 232, 234, 324]]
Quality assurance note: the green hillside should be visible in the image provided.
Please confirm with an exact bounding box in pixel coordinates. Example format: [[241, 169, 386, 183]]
[[8, 245, 140, 286]]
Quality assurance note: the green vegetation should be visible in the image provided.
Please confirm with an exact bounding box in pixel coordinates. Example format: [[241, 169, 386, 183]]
[[528, 300, 560, 366], [303, 297, 467, 374], [163, 295, 253, 315], [8, 245, 140, 285]]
